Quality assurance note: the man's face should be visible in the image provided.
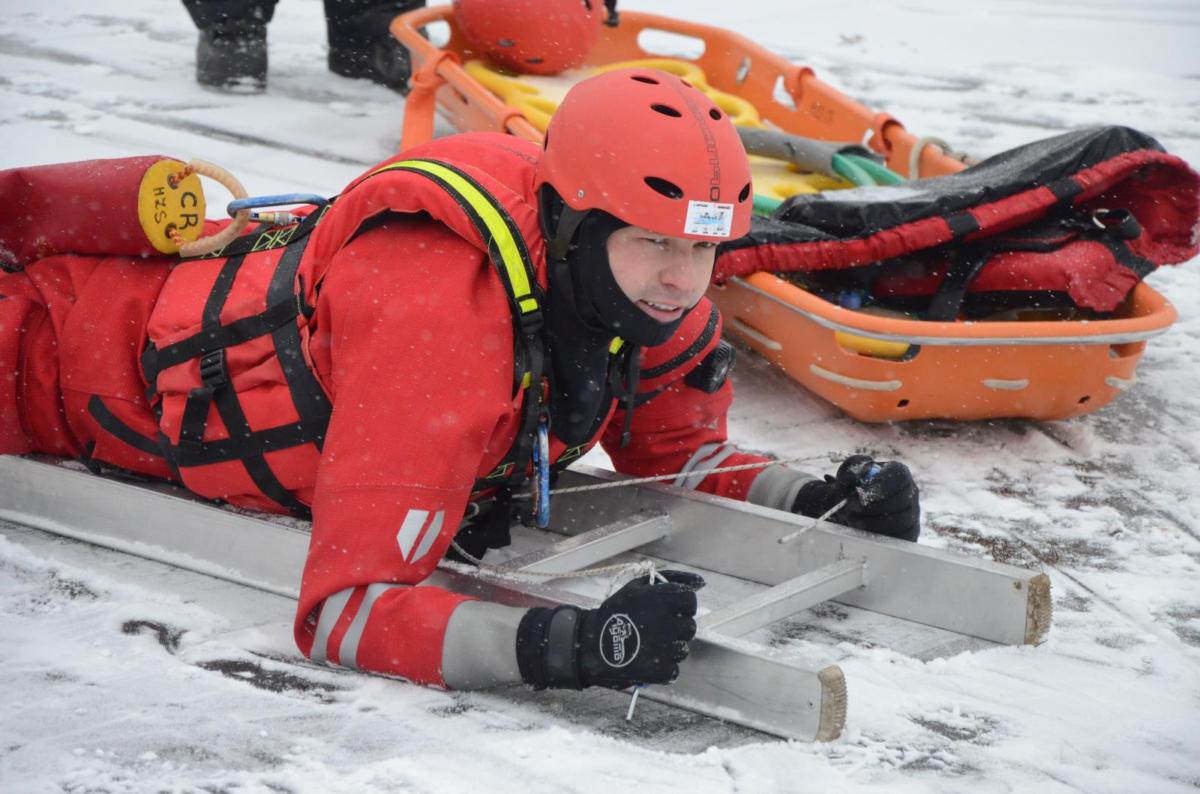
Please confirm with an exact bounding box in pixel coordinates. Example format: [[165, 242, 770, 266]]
[[605, 225, 719, 324]]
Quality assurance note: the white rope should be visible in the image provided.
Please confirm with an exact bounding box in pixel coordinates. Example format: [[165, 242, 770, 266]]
[[177, 159, 250, 257], [511, 455, 828, 499], [908, 136, 979, 180], [777, 497, 848, 544], [453, 455, 830, 587], [625, 685, 644, 721], [448, 538, 658, 585]]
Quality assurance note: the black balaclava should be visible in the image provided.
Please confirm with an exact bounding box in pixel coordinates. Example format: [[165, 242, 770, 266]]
[[540, 187, 692, 445]]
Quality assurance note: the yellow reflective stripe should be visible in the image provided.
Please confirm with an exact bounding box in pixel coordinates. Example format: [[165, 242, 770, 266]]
[[371, 159, 538, 314], [609, 338, 626, 354], [521, 372, 532, 389]]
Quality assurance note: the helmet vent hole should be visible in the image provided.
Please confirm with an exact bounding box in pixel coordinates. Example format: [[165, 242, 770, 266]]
[[631, 75, 660, 85], [709, 108, 722, 120], [496, 39, 515, 48], [526, 57, 544, 64], [582, 0, 592, 9], [644, 177, 685, 200], [738, 183, 751, 202], [651, 103, 682, 118]]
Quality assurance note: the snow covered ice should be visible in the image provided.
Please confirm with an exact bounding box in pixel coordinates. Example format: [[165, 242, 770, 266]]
[[2, 0, 1199, 791]]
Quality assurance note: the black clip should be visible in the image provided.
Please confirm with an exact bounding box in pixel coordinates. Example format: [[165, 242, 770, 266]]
[[198, 349, 228, 387], [1090, 208, 1142, 241]]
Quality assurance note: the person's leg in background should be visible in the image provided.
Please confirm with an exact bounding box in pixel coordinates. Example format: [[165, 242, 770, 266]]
[[182, 0, 278, 92], [324, 0, 425, 93]]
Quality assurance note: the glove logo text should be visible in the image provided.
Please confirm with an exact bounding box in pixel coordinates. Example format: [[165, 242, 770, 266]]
[[600, 613, 640, 668]]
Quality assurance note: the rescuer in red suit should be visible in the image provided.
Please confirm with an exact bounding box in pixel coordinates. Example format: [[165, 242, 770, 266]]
[[0, 69, 919, 692]]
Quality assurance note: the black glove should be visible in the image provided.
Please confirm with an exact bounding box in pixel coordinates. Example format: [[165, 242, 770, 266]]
[[792, 455, 921, 542], [446, 497, 513, 563], [515, 570, 704, 690]]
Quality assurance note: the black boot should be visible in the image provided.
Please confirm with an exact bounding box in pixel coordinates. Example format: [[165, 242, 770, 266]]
[[196, 20, 268, 93], [326, 4, 422, 94]]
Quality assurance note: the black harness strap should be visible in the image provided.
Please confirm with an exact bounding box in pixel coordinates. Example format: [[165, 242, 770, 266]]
[[176, 250, 248, 451], [267, 226, 331, 453], [171, 420, 323, 467], [166, 240, 310, 515], [379, 160, 545, 396], [111, 163, 552, 514], [165, 231, 320, 517], [86, 395, 163, 457], [120, 214, 328, 518], [183, 207, 327, 261], [924, 208, 1150, 321], [373, 160, 547, 494], [925, 248, 991, 322], [208, 373, 311, 517], [152, 294, 304, 373]]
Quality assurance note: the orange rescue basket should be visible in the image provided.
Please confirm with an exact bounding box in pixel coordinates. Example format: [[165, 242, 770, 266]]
[[390, 6, 1178, 423]]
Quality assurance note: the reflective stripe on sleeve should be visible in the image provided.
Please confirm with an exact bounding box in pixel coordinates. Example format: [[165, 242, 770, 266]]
[[338, 583, 406, 670], [311, 587, 355, 665], [672, 443, 739, 491]]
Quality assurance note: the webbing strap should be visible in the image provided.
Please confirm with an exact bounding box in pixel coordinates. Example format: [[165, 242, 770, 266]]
[[86, 395, 163, 457], [369, 159, 545, 393], [370, 158, 548, 490], [371, 159, 540, 311], [164, 232, 320, 517], [179, 204, 327, 261], [152, 293, 305, 373], [209, 382, 311, 517], [171, 420, 325, 467], [266, 222, 331, 453], [176, 249, 247, 451]]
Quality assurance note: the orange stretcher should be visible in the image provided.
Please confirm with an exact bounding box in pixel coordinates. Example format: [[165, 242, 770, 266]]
[[389, 6, 1178, 422]]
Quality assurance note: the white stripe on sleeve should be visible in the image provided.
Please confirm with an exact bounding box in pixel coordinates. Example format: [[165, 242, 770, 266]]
[[339, 583, 405, 670], [673, 443, 739, 491], [311, 587, 355, 665]]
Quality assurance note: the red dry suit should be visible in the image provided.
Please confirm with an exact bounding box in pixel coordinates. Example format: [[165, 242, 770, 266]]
[[0, 133, 777, 686]]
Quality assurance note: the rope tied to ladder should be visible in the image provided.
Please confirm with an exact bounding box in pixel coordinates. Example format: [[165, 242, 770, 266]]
[[510, 454, 831, 499]]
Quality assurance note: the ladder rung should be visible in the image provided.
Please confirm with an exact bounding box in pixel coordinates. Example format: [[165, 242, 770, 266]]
[[699, 558, 867, 637], [499, 513, 671, 575]]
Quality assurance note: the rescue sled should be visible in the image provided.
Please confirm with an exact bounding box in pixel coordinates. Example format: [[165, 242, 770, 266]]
[[389, 6, 1183, 423], [0, 455, 1051, 743]]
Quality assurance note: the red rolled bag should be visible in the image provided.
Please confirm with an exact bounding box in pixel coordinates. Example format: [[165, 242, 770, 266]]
[[0, 155, 207, 270], [716, 126, 1200, 319]]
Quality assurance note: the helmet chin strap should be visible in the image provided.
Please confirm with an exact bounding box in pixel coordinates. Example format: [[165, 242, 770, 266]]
[[540, 186, 588, 265]]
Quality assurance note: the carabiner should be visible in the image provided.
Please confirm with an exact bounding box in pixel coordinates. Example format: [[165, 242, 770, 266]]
[[531, 415, 551, 528]]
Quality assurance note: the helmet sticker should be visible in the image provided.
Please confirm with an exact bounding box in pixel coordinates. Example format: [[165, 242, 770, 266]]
[[684, 200, 735, 238]]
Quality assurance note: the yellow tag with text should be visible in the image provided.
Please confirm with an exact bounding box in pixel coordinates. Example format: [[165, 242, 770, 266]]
[[137, 159, 206, 254]]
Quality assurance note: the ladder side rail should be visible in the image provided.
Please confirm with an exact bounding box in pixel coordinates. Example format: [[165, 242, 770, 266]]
[[0, 455, 844, 743], [0, 456, 307, 597]]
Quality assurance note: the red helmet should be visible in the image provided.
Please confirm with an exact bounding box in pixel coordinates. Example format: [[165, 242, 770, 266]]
[[535, 68, 753, 241], [453, 0, 603, 76]]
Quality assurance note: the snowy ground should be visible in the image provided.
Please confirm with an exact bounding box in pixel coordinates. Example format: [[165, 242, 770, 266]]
[[2, 0, 1199, 792]]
